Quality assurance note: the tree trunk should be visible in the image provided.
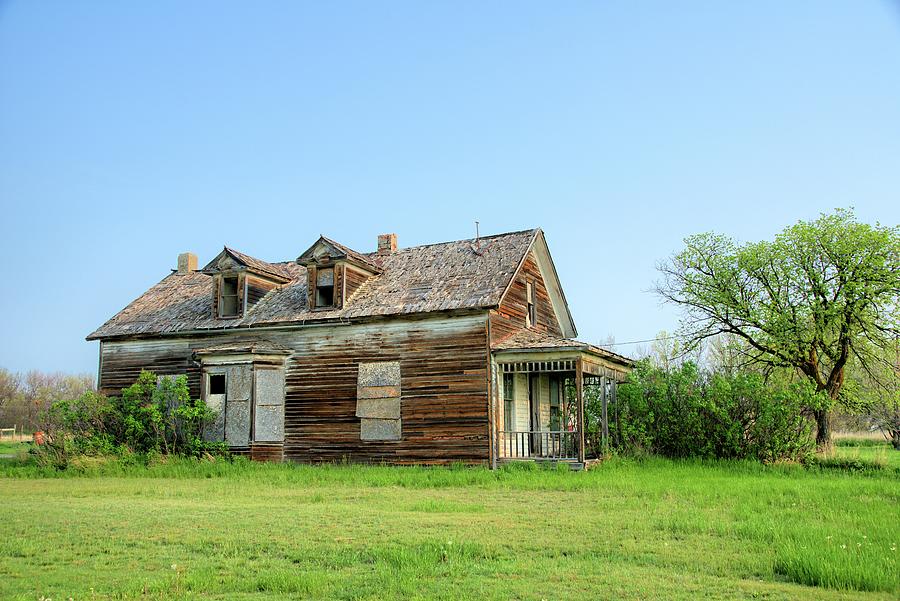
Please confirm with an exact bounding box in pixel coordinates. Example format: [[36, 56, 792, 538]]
[[814, 409, 832, 451], [890, 430, 900, 451]]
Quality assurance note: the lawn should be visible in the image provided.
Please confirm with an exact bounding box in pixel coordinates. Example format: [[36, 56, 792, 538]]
[[0, 440, 28, 455], [0, 454, 897, 600]]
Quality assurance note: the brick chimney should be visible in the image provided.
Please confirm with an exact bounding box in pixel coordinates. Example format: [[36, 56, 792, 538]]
[[177, 252, 198, 273], [377, 233, 398, 254]]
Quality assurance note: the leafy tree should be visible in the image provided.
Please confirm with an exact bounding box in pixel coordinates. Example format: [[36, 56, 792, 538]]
[[656, 209, 899, 448]]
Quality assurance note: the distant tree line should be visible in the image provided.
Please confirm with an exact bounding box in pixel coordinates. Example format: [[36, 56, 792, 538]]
[[0, 368, 94, 434]]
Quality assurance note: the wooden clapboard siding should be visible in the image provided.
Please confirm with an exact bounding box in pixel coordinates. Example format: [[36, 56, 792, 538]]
[[283, 314, 489, 464], [344, 266, 370, 302], [98, 312, 492, 465], [250, 442, 284, 462], [99, 338, 202, 398], [246, 276, 278, 307], [490, 250, 562, 344]]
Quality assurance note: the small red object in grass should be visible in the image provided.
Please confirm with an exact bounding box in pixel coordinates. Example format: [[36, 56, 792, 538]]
[[33, 431, 45, 445]]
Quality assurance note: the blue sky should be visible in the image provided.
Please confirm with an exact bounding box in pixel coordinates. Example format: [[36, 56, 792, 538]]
[[1, 1, 899, 375]]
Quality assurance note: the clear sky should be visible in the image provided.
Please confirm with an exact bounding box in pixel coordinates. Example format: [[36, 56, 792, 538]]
[[1, 1, 899, 375]]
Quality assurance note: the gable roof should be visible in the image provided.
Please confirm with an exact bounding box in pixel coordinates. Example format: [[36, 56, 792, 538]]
[[491, 329, 634, 367], [87, 229, 551, 340], [202, 246, 293, 281], [296, 236, 382, 273]]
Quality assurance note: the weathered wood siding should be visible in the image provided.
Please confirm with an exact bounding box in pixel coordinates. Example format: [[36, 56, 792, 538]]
[[344, 266, 369, 302], [247, 276, 278, 307], [490, 250, 562, 344], [98, 313, 491, 465], [284, 314, 489, 464], [99, 338, 202, 398]]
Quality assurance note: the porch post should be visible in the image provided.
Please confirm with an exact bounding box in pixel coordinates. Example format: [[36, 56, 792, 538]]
[[576, 357, 585, 463], [601, 375, 609, 453]]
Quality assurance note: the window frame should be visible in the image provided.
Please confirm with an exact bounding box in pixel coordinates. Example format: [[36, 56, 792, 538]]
[[503, 373, 515, 432], [549, 375, 561, 431], [525, 280, 536, 328], [208, 373, 226, 396], [314, 267, 336, 309], [219, 275, 241, 318]]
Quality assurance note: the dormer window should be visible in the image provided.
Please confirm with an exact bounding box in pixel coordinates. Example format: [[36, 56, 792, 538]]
[[315, 267, 335, 308], [220, 276, 240, 317], [297, 235, 384, 312]]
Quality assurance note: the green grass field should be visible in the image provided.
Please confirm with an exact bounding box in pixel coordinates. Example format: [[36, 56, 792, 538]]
[[0, 440, 27, 455], [1, 450, 897, 600]]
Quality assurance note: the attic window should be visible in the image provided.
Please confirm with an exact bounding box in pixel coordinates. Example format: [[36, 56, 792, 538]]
[[315, 267, 334, 308], [220, 276, 240, 317], [526, 281, 536, 327]]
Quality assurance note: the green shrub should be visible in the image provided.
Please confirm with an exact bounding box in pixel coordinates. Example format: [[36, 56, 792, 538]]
[[34, 370, 224, 468], [615, 361, 817, 462]]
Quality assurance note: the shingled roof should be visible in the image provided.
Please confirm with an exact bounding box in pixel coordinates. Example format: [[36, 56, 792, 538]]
[[87, 229, 540, 340], [492, 329, 634, 367]]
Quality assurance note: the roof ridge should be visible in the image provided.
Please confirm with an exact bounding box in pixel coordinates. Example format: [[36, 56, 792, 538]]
[[361, 228, 538, 257]]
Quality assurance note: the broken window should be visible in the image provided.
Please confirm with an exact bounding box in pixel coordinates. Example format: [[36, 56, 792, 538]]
[[503, 373, 515, 431], [526, 280, 536, 327], [220, 276, 240, 317], [208, 373, 226, 395], [315, 267, 335, 308]]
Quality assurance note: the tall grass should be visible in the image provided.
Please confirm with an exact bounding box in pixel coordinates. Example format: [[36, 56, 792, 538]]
[[1, 454, 897, 599], [774, 534, 897, 592]]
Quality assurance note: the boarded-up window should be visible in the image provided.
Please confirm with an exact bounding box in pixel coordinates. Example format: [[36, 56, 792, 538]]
[[356, 362, 401, 441], [254, 368, 285, 442], [203, 371, 227, 443], [224, 364, 252, 446]]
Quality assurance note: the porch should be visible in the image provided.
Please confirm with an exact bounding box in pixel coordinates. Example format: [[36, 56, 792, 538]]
[[491, 331, 633, 467]]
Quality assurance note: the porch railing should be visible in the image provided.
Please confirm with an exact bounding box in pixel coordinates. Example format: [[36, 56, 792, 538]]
[[499, 430, 578, 460]]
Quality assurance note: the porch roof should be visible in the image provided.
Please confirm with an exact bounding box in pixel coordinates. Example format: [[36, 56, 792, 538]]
[[491, 329, 633, 368]]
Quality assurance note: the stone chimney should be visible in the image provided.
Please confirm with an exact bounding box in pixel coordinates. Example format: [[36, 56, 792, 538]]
[[377, 233, 398, 254], [177, 252, 198, 273]]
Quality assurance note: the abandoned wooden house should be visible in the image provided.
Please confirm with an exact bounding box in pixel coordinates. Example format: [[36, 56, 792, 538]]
[[87, 229, 632, 467]]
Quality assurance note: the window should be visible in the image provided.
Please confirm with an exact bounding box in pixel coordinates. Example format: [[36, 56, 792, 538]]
[[208, 373, 226, 395], [315, 267, 335, 308], [526, 281, 536, 327], [220, 276, 240, 317], [549, 376, 561, 430], [503, 373, 515, 431]]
